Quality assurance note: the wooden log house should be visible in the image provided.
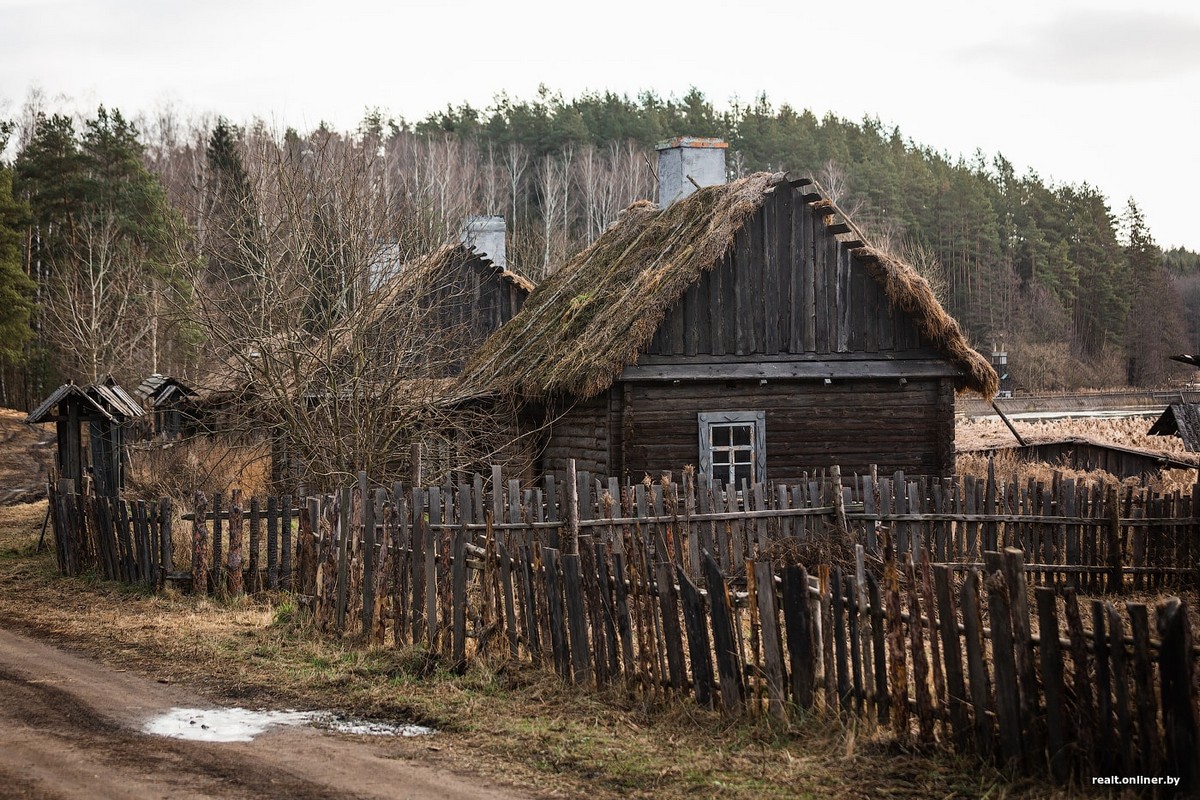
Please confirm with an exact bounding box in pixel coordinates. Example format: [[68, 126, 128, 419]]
[[457, 170, 997, 482]]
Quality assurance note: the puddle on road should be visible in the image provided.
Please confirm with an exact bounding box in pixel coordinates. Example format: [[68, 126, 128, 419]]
[[144, 707, 435, 743]]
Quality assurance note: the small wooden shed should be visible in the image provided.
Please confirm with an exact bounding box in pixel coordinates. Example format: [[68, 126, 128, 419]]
[[1149, 403, 1200, 452], [458, 172, 996, 482], [26, 378, 145, 497], [135, 373, 198, 440]]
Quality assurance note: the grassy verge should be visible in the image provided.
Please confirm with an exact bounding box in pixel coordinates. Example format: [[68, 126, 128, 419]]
[[0, 500, 1058, 799]]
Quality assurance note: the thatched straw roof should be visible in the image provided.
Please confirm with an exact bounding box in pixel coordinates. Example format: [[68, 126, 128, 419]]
[[852, 244, 997, 398], [457, 172, 996, 401], [367, 243, 533, 322]]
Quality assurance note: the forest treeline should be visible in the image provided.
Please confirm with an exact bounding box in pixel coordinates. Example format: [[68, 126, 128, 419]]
[[0, 87, 1196, 410]]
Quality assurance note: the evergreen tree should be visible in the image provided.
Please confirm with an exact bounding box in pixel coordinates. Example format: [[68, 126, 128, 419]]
[[1122, 199, 1185, 385], [0, 125, 35, 367], [14, 108, 186, 383], [205, 118, 260, 283]]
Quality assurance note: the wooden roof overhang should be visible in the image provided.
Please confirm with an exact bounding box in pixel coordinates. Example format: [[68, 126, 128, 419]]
[[1148, 403, 1200, 452], [26, 381, 146, 425]]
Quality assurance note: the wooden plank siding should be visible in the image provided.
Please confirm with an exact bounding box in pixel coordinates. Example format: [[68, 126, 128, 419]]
[[424, 251, 528, 373], [643, 182, 948, 362], [618, 379, 956, 481], [537, 378, 956, 481]]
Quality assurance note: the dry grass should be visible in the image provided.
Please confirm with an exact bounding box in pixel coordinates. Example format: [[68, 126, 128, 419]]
[[957, 417, 1198, 495], [0, 500, 1073, 800], [0, 408, 54, 504], [957, 416, 1193, 457], [126, 436, 272, 503]]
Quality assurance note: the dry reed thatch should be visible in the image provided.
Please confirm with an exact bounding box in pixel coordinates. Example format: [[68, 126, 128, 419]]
[[854, 244, 998, 398], [457, 172, 996, 402], [457, 173, 779, 400]]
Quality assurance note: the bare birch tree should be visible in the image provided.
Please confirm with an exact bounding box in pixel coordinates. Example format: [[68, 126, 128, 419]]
[[181, 126, 516, 488]]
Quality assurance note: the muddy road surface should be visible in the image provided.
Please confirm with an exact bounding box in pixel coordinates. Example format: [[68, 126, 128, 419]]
[[0, 627, 528, 800]]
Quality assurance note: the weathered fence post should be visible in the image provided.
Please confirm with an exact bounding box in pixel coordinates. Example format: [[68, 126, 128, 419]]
[[1126, 603, 1161, 775], [210, 493, 222, 596], [984, 555, 1023, 769], [960, 568, 992, 756], [360, 471, 375, 636], [227, 489, 244, 596], [1035, 587, 1068, 782], [704, 552, 743, 714], [192, 492, 208, 596], [1107, 485, 1122, 592], [249, 497, 261, 592], [1157, 597, 1198, 791], [753, 560, 785, 718], [158, 497, 172, 589], [335, 486, 350, 633], [566, 459, 580, 556], [677, 565, 714, 708]]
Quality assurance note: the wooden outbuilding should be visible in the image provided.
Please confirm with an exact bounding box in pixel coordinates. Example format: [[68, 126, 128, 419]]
[[1149, 402, 1200, 452], [135, 373, 198, 440], [25, 377, 145, 497], [458, 172, 996, 483]]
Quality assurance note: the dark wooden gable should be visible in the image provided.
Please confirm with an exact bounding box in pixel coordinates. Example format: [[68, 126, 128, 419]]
[[378, 247, 530, 376], [425, 249, 527, 350], [641, 180, 945, 366]]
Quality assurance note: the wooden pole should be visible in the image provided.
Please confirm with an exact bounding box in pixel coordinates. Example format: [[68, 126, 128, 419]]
[[192, 491, 208, 596], [566, 458, 580, 556], [991, 401, 1028, 447]]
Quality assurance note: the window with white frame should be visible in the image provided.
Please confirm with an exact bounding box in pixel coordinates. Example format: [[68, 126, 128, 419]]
[[698, 411, 766, 487]]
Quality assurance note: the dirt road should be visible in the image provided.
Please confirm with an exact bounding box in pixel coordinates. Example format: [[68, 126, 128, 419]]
[[0, 626, 528, 800]]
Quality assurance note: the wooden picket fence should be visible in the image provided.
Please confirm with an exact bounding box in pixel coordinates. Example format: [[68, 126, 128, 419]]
[[171, 463, 1200, 789], [46, 478, 173, 588], [47, 460, 1200, 788]]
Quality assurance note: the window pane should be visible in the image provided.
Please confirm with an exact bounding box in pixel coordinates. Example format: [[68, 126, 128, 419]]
[[732, 425, 751, 446], [733, 449, 751, 464], [712, 425, 730, 447], [713, 450, 730, 465], [734, 463, 752, 485]]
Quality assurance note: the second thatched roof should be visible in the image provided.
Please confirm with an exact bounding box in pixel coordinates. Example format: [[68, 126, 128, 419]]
[[455, 172, 996, 402]]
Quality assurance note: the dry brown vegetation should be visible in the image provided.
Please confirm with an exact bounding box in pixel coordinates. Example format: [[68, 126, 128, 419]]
[[0, 408, 53, 504], [125, 436, 272, 501], [956, 416, 1198, 494]]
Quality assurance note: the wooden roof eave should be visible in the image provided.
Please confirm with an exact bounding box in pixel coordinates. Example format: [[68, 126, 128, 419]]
[[25, 384, 118, 425]]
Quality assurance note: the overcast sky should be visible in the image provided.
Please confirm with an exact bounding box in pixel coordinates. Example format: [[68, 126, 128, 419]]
[[2, 0, 1198, 249]]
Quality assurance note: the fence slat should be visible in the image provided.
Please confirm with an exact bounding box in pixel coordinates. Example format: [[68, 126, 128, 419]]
[[782, 564, 815, 711], [960, 569, 992, 756], [1105, 603, 1133, 775], [753, 560, 785, 718], [1158, 597, 1198, 792], [1126, 602, 1161, 775], [1035, 587, 1068, 782], [933, 565, 970, 749], [562, 553, 592, 687], [704, 553, 743, 714]]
